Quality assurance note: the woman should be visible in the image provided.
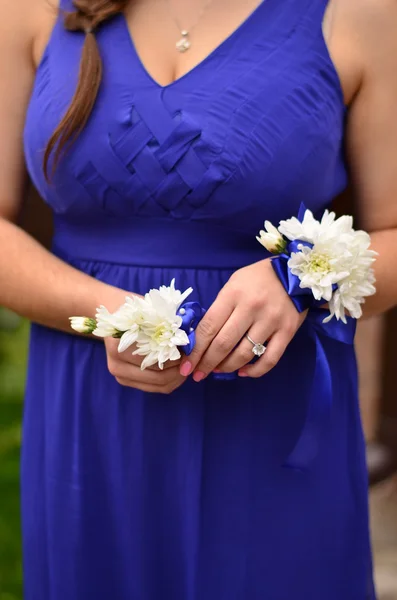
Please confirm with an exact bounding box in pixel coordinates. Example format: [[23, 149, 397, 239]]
[[1, 0, 396, 597]]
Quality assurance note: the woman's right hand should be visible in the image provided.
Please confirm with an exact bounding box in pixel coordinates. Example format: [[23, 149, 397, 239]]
[[104, 337, 187, 395]]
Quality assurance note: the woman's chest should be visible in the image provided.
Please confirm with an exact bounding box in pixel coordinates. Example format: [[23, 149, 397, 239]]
[[24, 4, 347, 230]]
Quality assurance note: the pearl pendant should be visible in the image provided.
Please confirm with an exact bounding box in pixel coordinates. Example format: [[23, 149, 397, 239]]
[[176, 30, 191, 53]]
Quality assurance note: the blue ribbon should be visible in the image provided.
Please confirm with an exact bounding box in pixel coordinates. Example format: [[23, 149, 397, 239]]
[[177, 301, 356, 471], [284, 310, 356, 470], [177, 302, 238, 382], [177, 302, 206, 355], [267, 204, 358, 469], [271, 240, 327, 313]]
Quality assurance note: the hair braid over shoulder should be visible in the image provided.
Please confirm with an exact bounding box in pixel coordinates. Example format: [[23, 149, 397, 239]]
[[43, 0, 129, 178]]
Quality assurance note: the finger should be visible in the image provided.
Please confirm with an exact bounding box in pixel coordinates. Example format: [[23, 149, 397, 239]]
[[108, 359, 183, 387], [146, 356, 182, 371], [216, 321, 274, 373], [105, 338, 142, 368], [114, 377, 181, 395], [238, 331, 290, 378], [179, 294, 234, 377], [126, 351, 182, 371], [193, 310, 253, 380], [117, 348, 143, 367], [109, 340, 181, 370]]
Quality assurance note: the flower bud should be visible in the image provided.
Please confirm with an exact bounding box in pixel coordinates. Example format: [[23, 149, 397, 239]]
[[256, 221, 287, 254], [69, 317, 97, 334]]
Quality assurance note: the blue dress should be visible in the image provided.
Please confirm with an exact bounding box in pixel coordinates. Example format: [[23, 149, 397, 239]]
[[22, 0, 375, 598]]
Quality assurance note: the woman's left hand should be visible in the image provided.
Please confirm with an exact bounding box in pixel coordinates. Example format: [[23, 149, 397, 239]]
[[179, 259, 307, 380]]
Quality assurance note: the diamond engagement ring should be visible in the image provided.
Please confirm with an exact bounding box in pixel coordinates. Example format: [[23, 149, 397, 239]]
[[246, 334, 266, 357]]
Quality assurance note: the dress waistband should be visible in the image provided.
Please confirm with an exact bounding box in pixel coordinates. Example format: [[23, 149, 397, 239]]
[[52, 216, 268, 269]]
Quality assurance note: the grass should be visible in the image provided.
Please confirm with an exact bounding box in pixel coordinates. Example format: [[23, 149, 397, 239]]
[[0, 314, 29, 600]]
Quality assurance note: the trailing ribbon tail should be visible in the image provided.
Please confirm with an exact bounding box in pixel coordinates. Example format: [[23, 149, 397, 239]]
[[283, 310, 356, 470]]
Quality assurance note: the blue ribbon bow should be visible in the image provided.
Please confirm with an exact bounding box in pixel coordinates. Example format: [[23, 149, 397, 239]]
[[177, 302, 206, 354], [178, 302, 243, 382]]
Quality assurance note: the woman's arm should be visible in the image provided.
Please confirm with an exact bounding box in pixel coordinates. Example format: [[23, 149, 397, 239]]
[[0, 219, 127, 331], [342, 0, 397, 317], [0, 0, 125, 332]]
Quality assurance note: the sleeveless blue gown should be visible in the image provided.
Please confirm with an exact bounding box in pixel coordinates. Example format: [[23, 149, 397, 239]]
[[22, 1, 376, 598]]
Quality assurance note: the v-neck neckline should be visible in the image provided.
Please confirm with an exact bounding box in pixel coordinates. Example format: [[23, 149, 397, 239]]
[[117, 0, 271, 91]]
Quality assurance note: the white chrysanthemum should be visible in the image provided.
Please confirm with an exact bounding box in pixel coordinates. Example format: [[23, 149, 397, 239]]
[[111, 296, 147, 353], [144, 278, 193, 314], [114, 280, 193, 367], [279, 209, 322, 243], [286, 222, 377, 321], [325, 241, 377, 322], [133, 316, 189, 370], [69, 281, 195, 367], [288, 243, 350, 301], [110, 296, 140, 330], [93, 306, 123, 338], [69, 316, 97, 334], [256, 221, 287, 254], [131, 281, 193, 369], [256, 208, 377, 323], [279, 209, 354, 245]]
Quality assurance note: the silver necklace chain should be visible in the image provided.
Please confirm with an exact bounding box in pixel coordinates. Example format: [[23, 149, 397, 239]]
[[164, 0, 216, 52]]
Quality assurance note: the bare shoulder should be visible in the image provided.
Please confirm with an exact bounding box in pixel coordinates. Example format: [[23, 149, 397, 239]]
[[324, 0, 397, 105], [334, 0, 397, 69], [0, 0, 58, 220], [31, 0, 60, 69], [0, 0, 59, 68], [337, 0, 397, 233], [345, 0, 397, 25]]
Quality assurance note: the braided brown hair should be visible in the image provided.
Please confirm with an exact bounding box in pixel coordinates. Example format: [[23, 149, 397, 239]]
[[43, 0, 129, 178]]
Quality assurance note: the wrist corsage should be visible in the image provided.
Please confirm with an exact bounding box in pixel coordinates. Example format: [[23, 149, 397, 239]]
[[70, 279, 205, 370], [257, 204, 377, 322]]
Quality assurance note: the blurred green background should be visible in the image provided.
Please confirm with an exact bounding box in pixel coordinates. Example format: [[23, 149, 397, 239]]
[[0, 310, 29, 600]]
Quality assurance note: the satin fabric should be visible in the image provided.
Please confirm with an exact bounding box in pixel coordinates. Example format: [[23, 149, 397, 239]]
[[22, 0, 375, 598]]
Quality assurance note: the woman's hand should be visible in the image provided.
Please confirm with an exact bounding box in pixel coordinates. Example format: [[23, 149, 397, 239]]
[[104, 337, 186, 395], [179, 259, 307, 380]]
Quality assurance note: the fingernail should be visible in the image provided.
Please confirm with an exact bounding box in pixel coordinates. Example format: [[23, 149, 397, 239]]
[[180, 361, 192, 377], [238, 371, 248, 378], [193, 371, 205, 383]]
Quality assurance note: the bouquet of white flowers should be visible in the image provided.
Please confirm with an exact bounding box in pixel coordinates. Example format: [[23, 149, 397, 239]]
[[256, 206, 377, 322], [70, 279, 205, 370]]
